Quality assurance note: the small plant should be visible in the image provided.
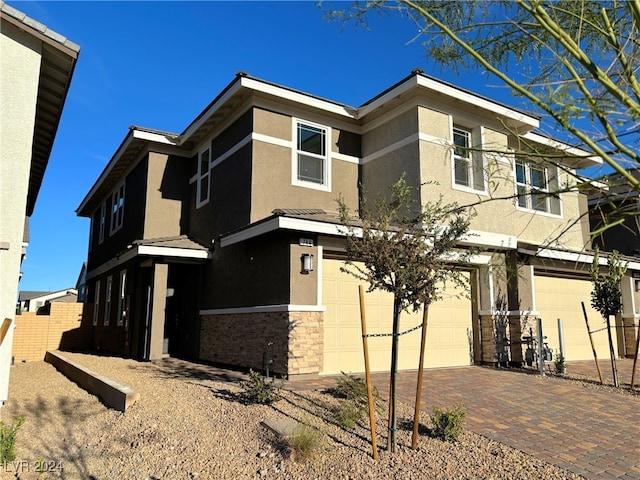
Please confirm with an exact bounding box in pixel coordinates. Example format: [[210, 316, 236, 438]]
[[287, 423, 323, 463], [0, 416, 25, 462], [331, 372, 382, 429], [239, 369, 283, 405], [334, 401, 363, 429], [430, 404, 466, 443], [554, 351, 566, 375]]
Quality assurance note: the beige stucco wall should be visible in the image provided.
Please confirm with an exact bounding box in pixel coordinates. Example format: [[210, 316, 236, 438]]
[[0, 20, 43, 402], [413, 105, 586, 250], [251, 109, 359, 222], [144, 152, 183, 239]]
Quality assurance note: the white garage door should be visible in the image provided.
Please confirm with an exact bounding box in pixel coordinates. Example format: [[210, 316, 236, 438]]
[[322, 258, 473, 375], [534, 273, 617, 361]]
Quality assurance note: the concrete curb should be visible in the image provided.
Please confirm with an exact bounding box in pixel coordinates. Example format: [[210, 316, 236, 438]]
[[45, 350, 140, 412]]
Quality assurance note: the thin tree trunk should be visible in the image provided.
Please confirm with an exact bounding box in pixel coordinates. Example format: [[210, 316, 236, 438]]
[[605, 316, 619, 387], [387, 296, 401, 453]]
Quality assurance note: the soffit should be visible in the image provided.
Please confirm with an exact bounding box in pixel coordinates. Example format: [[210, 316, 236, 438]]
[[1, 4, 81, 216]]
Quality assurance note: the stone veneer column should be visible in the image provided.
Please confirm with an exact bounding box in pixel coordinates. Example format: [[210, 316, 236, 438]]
[[287, 311, 323, 375]]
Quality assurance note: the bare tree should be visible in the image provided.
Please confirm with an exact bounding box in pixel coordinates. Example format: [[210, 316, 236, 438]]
[[337, 173, 476, 452]]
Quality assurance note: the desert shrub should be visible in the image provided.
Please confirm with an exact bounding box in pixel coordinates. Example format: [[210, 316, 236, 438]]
[[239, 369, 283, 405], [0, 416, 25, 462], [430, 404, 466, 442], [332, 372, 382, 429]]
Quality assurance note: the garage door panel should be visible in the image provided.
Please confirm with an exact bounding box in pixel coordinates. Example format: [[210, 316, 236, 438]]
[[323, 258, 472, 374], [534, 274, 616, 362]]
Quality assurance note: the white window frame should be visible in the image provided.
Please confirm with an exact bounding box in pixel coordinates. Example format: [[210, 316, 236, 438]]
[[292, 119, 331, 192], [117, 269, 127, 327], [514, 159, 561, 215], [110, 183, 125, 234], [104, 275, 112, 326], [98, 202, 106, 244], [196, 147, 211, 208], [451, 125, 486, 194], [92, 280, 101, 326]]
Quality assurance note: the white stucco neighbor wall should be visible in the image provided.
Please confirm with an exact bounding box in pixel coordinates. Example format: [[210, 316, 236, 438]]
[[0, 20, 42, 405]]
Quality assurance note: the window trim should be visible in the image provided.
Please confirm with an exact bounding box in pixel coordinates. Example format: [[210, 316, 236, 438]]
[[92, 280, 101, 327], [110, 183, 125, 234], [514, 158, 562, 216], [117, 269, 127, 327], [292, 118, 331, 192], [451, 125, 487, 195], [196, 147, 211, 208], [104, 275, 112, 326]]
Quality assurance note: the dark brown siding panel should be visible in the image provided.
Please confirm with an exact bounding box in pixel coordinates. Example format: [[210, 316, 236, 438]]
[[211, 109, 253, 158], [202, 230, 290, 309], [189, 144, 252, 242], [87, 156, 149, 269]]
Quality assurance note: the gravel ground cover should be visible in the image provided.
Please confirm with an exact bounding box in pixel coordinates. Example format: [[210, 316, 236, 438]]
[[2, 353, 585, 480]]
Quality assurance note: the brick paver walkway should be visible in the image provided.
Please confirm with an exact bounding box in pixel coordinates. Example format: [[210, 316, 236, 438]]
[[284, 359, 640, 480]]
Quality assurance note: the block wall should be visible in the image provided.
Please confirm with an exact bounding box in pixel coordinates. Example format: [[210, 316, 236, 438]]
[[11, 302, 87, 363]]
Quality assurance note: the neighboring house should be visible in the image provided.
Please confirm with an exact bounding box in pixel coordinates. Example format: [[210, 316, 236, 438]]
[[0, 2, 79, 405], [18, 289, 78, 313], [76, 262, 87, 303], [76, 69, 639, 377]]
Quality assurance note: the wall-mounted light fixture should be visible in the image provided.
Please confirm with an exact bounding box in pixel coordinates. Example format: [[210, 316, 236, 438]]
[[301, 253, 314, 274]]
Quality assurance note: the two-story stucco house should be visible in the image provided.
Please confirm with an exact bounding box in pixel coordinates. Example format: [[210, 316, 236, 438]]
[[76, 70, 640, 376]]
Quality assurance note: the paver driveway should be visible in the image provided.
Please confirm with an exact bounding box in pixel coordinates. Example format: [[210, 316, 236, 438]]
[[287, 359, 640, 480]]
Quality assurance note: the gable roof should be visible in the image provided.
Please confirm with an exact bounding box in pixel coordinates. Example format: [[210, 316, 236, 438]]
[[1, 2, 80, 215]]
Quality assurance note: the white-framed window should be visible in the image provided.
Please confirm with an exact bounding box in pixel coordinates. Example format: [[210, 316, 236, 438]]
[[197, 147, 210, 207], [117, 270, 127, 327], [293, 119, 330, 190], [98, 202, 106, 244], [92, 280, 101, 326], [104, 275, 112, 326], [515, 159, 561, 215], [452, 126, 485, 192], [110, 183, 125, 234]]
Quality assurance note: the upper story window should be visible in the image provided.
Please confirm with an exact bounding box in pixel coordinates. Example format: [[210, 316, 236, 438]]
[[515, 159, 561, 215], [110, 183, 125, 234], [293, 120, 330, 190], [452, 126, 485, 192], [98, 202, 106, 244], [197, 147, 210, 207]]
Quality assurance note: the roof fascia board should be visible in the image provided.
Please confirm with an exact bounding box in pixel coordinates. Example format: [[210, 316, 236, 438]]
[[180, 80, 244, 142], [86, 245, 210, 281], [357, 75, 540, 130], [76, 131, 135, 214], [0, 8, 80, 59], [136, 245, 211, 259], [242, 77, 355, 119], [518, 247, 640, 271], [522, 132, 602, 168], [221, 216, 519, 252]]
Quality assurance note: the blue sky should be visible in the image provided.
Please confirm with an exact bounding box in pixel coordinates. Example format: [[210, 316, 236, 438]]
[[11, 1, 606, 294]]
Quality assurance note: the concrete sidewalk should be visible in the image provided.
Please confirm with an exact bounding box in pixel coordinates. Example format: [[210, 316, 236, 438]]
[[285, 359, 640, 480]]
